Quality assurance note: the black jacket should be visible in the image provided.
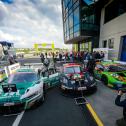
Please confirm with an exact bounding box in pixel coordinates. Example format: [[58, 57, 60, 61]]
[[115, 95, 126, 119]]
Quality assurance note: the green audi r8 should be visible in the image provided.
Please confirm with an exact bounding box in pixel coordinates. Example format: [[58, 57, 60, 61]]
[[0, 68, 60, 115], [94, 61, 126, 89]]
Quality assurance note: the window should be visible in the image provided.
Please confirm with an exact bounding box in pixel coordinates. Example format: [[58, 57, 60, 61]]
[[105, 0, 126, 23], [70, 27, 73, 35], [74, 7, 80, 26], [69, 13, 73, 28], [64, 66, 81, 74], [102, 40, 107, 48], [74, 31, 79, 37], [108, 38, 114, 48], [74, 24, 79, 32], [96, 64, 104, 71], [8, 73, 38, 83]]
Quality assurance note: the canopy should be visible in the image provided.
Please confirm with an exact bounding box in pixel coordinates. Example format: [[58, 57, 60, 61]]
[[0, 41, 13, 47]]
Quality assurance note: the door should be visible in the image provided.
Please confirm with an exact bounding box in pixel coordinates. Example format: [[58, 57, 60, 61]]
[[121, 36, 126, 61], [49, 73, 60, 87]]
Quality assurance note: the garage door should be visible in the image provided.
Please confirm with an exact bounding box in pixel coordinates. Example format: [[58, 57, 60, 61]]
[[121, 36, 126, 61]]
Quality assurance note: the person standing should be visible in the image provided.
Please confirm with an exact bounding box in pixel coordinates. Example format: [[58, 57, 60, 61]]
[[100, 51, 105, 61], [115, 90, 126, 125], [87, 56, 96, 75], [45, 52, 47, 58], [40, 53, 44, 63], [59, 53, 62, 62]]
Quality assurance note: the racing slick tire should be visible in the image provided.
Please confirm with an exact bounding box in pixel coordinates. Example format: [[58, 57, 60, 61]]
[[101, 75, 108, 86]]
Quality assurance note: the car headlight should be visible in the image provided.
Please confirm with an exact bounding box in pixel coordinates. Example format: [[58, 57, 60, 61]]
[[21, 85, 42, 100], [111, 73, 124, 81], [26, 91, 39, 99], [111, 73, 119, 78]]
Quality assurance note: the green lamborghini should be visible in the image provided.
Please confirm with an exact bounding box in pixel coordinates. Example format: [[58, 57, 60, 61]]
[[94, 61, 126, 89]]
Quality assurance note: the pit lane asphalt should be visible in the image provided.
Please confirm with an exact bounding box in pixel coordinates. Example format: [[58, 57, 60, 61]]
[[85, 80, 122, 126], [0, 87, 96, 126], [19, 87, 96, 126], [0, 58, 122, 126], [17, 58, 123, 126]]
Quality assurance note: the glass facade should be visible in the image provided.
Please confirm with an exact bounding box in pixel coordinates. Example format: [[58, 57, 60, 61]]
[[62, 0, 80, 41], [62, 0, 100, 51], [105, 0, 126, 23]]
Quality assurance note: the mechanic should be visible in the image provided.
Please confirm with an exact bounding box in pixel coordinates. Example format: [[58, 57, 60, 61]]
[[115, 90, 126, 125], [87, 56, 96, 75], [40, 53, 44, 63]]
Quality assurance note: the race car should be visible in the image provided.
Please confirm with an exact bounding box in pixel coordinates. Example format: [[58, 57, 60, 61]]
[[60, 63, 96, 92], [0, 68, 45, 115], [94, 61, 126, 88], [24, 62, 60, 88]]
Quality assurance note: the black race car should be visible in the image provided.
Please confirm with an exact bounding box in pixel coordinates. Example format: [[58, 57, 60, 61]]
[[60, 63, 97, 93]]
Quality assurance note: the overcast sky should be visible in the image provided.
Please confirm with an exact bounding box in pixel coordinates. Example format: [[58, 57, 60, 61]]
[[0, 0, 70, 48]]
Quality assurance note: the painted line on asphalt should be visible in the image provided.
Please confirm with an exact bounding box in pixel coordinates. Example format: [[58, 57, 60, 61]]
[[86, 103, 104, 126], [12, 111, 25, 126]]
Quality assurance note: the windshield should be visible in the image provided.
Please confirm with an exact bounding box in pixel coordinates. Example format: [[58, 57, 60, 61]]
[[64, 66, 82, 74], [8, 72, 38, 83], [108, 65, 126, 72]]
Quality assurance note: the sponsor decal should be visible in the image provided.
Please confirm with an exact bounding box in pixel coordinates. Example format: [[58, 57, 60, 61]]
[[0, 69, 6, 81], [8, 63, 20, 75], [49, 73, 59, 78]]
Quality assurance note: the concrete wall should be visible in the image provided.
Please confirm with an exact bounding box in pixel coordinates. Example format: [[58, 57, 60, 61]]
[[99, 7, 126, 59]]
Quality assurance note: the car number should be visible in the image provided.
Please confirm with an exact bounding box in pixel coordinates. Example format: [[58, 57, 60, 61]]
[[71, 80, 75, 84], [78, 87, 87, 90], [4, 102, 14, 106]]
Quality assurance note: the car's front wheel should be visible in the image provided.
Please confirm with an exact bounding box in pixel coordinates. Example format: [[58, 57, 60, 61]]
[[101, 75, 108, 85]]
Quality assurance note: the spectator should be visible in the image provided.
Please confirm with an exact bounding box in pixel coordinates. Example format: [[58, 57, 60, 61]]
[[87, 56, 96, 75], [45, 52, 47, 58], [70, 52, 73, 63], [95, 51, 101, 60], [100, 51, 105, 61], [59, 53, 62, 61], [115, 90, 126, 125]]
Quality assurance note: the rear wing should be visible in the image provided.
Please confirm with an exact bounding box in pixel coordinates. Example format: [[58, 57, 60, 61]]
[[2, 84, 17, 93]]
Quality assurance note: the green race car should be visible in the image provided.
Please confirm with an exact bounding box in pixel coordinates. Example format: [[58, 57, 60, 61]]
[[94, 61, 126, 89], [0, 67, 60, 115]]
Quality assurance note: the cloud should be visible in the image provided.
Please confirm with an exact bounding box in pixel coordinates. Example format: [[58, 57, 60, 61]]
[[0, 0, 68, 49]]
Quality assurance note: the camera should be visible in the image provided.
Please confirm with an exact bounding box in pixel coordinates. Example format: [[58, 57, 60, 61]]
[[116, 84, 126, 93], [118, 88, 126, 93]]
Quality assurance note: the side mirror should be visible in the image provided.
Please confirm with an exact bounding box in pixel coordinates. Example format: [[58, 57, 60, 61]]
[[36, 80, 41, 84]]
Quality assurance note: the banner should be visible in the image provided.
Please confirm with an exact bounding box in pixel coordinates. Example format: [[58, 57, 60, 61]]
[[8, 63, 20, 75]]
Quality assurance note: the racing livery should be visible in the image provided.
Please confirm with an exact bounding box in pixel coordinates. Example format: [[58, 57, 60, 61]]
[[0, 61, 61, 114], [60, 63, 96, 92], [94, 61, 126, 88], [0, 68, 45, 114]]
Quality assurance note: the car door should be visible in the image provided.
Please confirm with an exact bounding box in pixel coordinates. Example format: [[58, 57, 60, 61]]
[[49, 72, 60, 87]]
